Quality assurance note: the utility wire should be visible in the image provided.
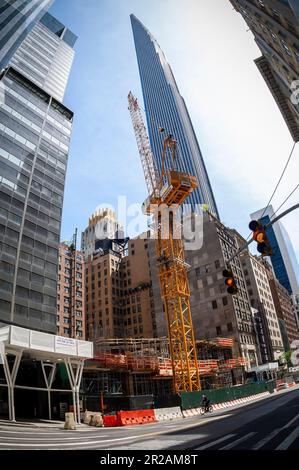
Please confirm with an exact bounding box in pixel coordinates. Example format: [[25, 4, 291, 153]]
[[246, 141, 297, 240], [269, 183, 299, 222], [260, 141, 296, 219]]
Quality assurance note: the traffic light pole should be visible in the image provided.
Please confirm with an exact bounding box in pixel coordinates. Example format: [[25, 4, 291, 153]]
[[225, 203, 299, 265]]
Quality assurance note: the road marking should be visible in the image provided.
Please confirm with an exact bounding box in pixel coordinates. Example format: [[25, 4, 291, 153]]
[[0, 414, 233, 449], [219, 432, 257, 450], [281, 413, 299, 429], [251, 429, 282, 450], [0, 429, 107, 436], [276, 426, 299, 450], [0, 434, 111, 440], [0, 435, 140, 448], [195, 434, 236, 450]]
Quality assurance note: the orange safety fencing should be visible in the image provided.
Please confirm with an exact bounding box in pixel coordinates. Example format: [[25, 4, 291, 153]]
[[90, 351, 246, 375], [219, 357, 247, 369], [212, 338, 234, 348]]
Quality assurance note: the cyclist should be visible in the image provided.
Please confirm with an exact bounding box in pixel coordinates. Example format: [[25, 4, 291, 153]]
[[201, 394, 211, 413]]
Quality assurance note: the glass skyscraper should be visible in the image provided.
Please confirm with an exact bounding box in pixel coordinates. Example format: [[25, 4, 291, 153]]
[[0, 12, 76, 333], [10, 11, 77, 102], [130, 14, 219, 217], [251, 206, 299, 296], [0, 0, 54, 71]]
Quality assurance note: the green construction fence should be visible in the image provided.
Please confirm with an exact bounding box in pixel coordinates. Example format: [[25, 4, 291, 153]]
[[181, 380, 276, 410]]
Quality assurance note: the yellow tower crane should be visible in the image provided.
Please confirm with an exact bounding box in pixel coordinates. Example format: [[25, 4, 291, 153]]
[[128, 92, 201, 392]]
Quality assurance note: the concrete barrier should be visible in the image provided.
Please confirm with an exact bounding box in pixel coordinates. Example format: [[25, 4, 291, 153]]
[[117, 409, 156, 426], [83, 411, 94, 425], [64, 412, 76, 430], [103, 415, 118, 427], [90, 413, 104, 427], [154, 407, 183, 422]]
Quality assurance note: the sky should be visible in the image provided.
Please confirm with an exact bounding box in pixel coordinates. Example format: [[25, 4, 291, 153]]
[[49, 0, 299, 262]]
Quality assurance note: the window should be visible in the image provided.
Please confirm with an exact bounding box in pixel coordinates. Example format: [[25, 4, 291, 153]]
[[216, 326, 222, 336], [222, 297, 228, 306], [227, 322, 233, 333], [212, 300, 217, 310]]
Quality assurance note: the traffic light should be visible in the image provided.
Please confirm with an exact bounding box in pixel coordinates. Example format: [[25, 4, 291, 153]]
[[223, 268, 238, 295], [249, 220, 273, 256]]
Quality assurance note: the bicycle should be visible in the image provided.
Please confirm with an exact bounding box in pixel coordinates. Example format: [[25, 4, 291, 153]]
[[200, 405, 213, 415]]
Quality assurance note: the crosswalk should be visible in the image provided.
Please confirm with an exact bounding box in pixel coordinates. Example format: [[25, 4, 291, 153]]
[[0, 424, 298, 450], [194, 425, 299, 450], [1, 394, 299, 450]]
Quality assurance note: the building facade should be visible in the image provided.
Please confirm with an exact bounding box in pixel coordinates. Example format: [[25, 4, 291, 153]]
[[9, 11, 77, 102], [0, 0, 53, 71], [81, 208, 123, 261], [291, 293, 299, 331], [263, 258, 299, 346], [240, 251, 284, 361], [85, 235, 156, 343], [56, 242, 85, 339], [150, 212, 259, 369], [251, 205, 299, 295], [230, 0, 299, 141], [122, 237, 155, 339], [130, 14, 219, 217], [0, 13, 76, 333]]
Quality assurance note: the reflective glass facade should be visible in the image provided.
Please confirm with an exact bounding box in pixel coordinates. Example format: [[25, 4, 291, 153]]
[[0, 12, 76, 334], [0, 0, 53, 71], [130, 15, 219, 217], [0, 67, 73, 333], [9, 12, 76, 102], [251, 206, 299, 296]]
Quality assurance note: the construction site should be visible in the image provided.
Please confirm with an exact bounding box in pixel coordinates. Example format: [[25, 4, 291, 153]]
[[81, 336, 248, 413], [80, 92, 253, 413]]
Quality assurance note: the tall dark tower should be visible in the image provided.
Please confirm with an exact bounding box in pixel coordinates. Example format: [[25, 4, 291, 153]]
[[130, 14, 219, 217]]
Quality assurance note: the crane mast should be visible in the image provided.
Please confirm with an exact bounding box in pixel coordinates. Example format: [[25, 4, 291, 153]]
[[128, 92, 200, 392]]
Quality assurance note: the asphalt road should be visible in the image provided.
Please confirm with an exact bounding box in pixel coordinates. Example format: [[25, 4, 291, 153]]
[[0, 387, 299, 450]]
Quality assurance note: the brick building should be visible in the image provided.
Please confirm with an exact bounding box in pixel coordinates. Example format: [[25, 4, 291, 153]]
[[57, 242, 85, 339], [85, 236, 156, 342], [263, 259, 299, 347], [150, 212, 259, 370], [240, 251, 284, 361]]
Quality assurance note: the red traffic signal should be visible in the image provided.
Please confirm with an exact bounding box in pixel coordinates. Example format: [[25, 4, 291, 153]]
[[223, 268, 238, 295], [249, 220, 272, 256]]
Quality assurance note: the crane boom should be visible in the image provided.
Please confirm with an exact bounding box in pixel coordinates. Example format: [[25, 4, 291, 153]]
[[128, 91, 200, 392], [128, 92, 159, 196]]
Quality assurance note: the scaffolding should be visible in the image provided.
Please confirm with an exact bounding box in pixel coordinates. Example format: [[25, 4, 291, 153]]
[[89, 337, 247, 386]]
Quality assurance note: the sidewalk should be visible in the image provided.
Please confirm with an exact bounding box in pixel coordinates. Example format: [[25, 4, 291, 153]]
[[1, 385, 298, 429], [0, 418, 90, 429]]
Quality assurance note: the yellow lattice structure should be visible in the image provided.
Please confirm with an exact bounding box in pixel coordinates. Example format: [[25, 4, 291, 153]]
[[128, 92, 200, 392]]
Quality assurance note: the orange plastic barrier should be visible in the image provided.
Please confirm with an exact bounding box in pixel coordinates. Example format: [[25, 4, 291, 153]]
[[117, 409, 157, 426], [103, 415, 118, 427]]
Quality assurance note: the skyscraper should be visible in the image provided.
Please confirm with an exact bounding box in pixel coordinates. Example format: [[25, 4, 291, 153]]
[[9, 11, 77, 102], [251, 205, 299, 295], [130, 14, 219, 217], [0, 12, 77, 333], [230, 1, 299, 142], [0, 0, 54, 71]]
